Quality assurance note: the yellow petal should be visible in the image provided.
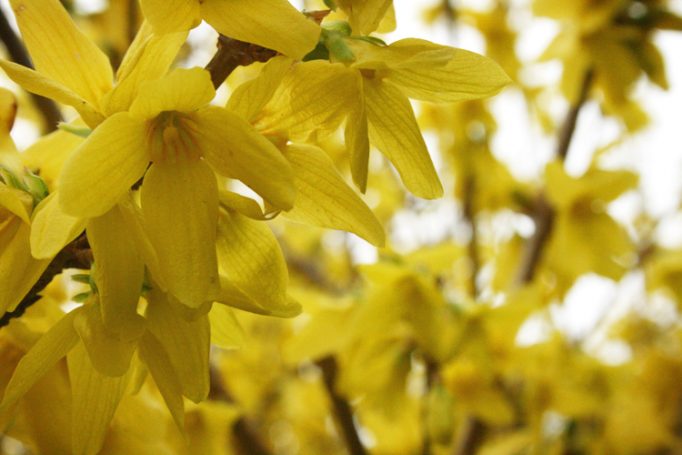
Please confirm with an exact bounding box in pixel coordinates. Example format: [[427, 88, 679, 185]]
[[10, 0, 113, 108], [364, 78, 443, 199], [258, 61, 358, 142], [141, 160, 219, 307], [87, 206, 145, 340], [73, 303, 137, 377], [209, 304, 245, 350], [345, 76, 370, 192], [104, 25, 188, 116], [215, 208, 298, 316], [138, 332, 185, 432], [0, 60, 103, 127], [58, 112, 149, 218], [226, 56, 293, 122], [129, 67, 215, 120], [0, 309, 78, 412], [139, 0, 201, 34], [201, 0, 320, 59], [0, 183, 31, 223], [68, 342, 130, 455], [216, 274, 301, 318], [283, 144, 385, 246], [385, 40, 511, 103], [0, 222, 51, 314], [195, 106, 296, 210], [145, 288, 210, 403], [22, 126, 85, 189], [337, 0, 392, 34], [219, 190, 267, 220], [30, 192, 86, 259]]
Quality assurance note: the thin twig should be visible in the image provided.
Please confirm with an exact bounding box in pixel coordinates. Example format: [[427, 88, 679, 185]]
[[515, 68, 594, 285], [318, 356, 368, 455], [0, 6, 62, 132]]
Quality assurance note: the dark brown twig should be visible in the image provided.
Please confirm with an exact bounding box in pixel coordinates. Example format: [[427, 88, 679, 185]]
[[205, 35, 277, 90], [318, 356, 368, 455], [515, 68, 594, 285], [0, 6, 62, 132]]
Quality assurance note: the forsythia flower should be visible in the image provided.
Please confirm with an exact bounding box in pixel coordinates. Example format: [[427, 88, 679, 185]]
[[58, 67, 296, 307], [253, 36, 510, 198], [139, 0, 321, 59]]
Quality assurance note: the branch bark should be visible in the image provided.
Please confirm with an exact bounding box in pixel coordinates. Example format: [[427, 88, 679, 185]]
[[205, 35, 277, 90], [318, 356, 368, 455], [0, 6, 62, 132]]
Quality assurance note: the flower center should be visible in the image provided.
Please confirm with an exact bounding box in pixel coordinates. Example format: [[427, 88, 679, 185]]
[[147, 111, 201, 164]]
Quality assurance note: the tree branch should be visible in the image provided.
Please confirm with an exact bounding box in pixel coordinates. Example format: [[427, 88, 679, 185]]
[[0, 6, 62, 132], [318, 356, 368, 455]]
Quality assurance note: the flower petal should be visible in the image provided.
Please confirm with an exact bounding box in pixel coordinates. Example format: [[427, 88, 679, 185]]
[[0, 310, 79, 413], [10, 0, 113, 107], [141, 159, 219, 307], [87, 206, 146, 340], [30, 192, 86, 259], [104, 24, 188, 116], [129, 67, 215, 120], [195, 106, 295, 210], [68, 342, 130, 455], [0, 61, 103, 127], [364, 78, 443, 199], [139, 0, 201, 34], [216, 208, 297, 315], [345, 75, 370, 192], [201, 0, 320, 59], [58, 112, 149, 218], [73, 302, 137, 377], [145, 288, 211, 403], [283, 144, 385, 246]]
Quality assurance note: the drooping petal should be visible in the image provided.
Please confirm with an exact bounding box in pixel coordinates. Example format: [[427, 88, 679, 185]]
[[282, 144, 385, 246], [0, 61, 103, 127], [58, 112, 149, 218], [226, 56, 293, 122], [104, 24, 188, 116], [68, 342, 130, 455], [139, 0, 201, 35], [344, 74, 370, 192], [216, 274, 301, 318], [10, 0, 113, 108], [195, 106, 295, 210], [364, 78, 443, 199], [87, 206, 145, 340], [0, 309, 79, 412], [72, 303, 138, 377], [0, 183, 31, 223], [201, 0, 320, 60], [21, 126, 85, 189], [30, 192, 86, 259], [215, 208, 298, 315], [145, 288, 211, 403], [129, 67, 215, 120], [140, 159, 219, 307], [0, 221, 51, 314], [138, 332, 185, 432]]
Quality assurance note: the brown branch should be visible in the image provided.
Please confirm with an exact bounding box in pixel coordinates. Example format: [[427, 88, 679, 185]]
[[515, 68, 594, 285], [0, 7, 62, 132], [318, 356, 368, 455], [205, 35, 277, 90], [455, 69, 595, 455]]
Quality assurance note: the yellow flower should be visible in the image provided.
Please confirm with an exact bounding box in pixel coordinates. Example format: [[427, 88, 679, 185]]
[[253, 38, 510, 198], [58, 68, 295, 307], [1, 0, 187, 128], [139, 0, 321, 59]]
